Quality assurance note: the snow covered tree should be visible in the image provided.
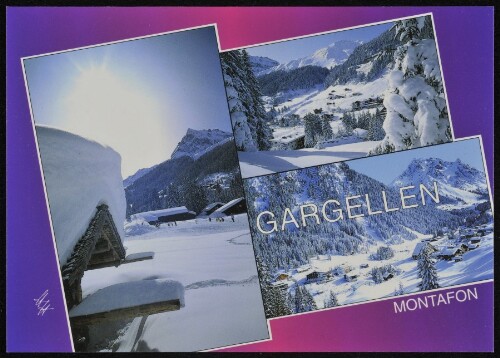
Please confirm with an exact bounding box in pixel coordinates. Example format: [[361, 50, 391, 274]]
[[220, 52, 257, 152], [303, 113, 323, 147], [367, 108, 386, 141], [240, 50, 273, 151], [418, 243, 440, 291], [221, 50, 273, 152], [394, 281, 405, 296], [324, 290, 340, 308], [370, 16, 451, 155], [341, 112, 355, 136], [321, 115, 334, 141], [294, 286, 317, 313], [256, 257, 291, 318]]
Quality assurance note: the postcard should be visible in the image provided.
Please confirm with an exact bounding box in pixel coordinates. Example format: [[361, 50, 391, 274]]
[[7, 7, 494, 353], [221, 14, 454, 179], [21, 25, 269, 352], [243, 138, 492, 318]]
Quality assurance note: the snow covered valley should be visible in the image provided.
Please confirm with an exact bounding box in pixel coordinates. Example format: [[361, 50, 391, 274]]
[[80, 214, 269, 351], [283, 225, 494, 311]]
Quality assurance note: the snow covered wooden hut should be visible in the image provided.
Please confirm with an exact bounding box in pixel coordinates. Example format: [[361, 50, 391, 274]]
[[131, 206, 196, 225], [209, 197, 247, 218], [36, 126, 184, 350]]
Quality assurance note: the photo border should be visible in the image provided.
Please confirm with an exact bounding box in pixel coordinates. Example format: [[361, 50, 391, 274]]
[[241, 135, 493, 321], [222, 12, 457, 179], [20, 23, 273, 353]]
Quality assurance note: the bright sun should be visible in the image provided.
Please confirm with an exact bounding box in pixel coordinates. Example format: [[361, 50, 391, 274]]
[[63, 64, 167, 177]]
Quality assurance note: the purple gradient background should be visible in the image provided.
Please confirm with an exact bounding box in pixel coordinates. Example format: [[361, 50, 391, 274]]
[[6, 7, 493, 352]]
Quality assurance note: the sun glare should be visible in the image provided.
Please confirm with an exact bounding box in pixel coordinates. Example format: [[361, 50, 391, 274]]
[[63, 64, 167, 178]]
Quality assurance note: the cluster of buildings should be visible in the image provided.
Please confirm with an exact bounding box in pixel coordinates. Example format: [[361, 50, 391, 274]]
[[130, 197, 247, 226]]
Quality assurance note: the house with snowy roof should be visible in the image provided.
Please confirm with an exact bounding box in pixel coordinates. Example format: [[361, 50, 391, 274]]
[[36, 126, 184, 349], [209, 197, 247, 218], [437, 247, 462, 261], [198, 202, 225, 217], [131, 206, 196, 225], [306, 269, 330, 282]]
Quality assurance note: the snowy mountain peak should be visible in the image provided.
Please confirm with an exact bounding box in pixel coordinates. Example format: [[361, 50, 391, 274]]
[[249, 55, 280, 76], [263, 40, 362, 75], [171, 128, 232, 160], [391, 157, 488, 206]]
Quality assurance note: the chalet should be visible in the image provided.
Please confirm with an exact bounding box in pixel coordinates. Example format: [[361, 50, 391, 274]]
[[270, 281, 288, 291], [198, 202, 224, 217], [383, 272, 394, 281], [360, 263, 369, 269], [306, 270, 330, 282], [344, 272, 359, 282], [460, 228, 476, 238], [412, 242, 437, 260], [438, 248, 462, 261], [470, 238, 481, 244], [296, 264, 311, 273], [275, 273, 290, 281], [458, 243, 469, 252], [132, 206, 196, 225], [467, 243, 479, 250], [210, 197, 247, 218]]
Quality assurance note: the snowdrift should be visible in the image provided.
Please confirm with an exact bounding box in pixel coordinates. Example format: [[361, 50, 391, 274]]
[[36, 125, 126, 267]]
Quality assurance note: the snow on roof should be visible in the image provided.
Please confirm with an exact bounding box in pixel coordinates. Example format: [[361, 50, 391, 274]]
[[202, 202, 224, 212], [131, 206, 195, 222], [296, 264, 311, 272], [413, 242, 436, 256], [412, 242, 426, 256], [36, 125, 126, 267], [210, 197, 245, 217], [68, 279, 184, 317], [441, 248, 460, 256]]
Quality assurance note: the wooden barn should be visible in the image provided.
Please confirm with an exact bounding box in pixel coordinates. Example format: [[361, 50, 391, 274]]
[[132, 206, 196, 225], [210, 197, 247, 218]]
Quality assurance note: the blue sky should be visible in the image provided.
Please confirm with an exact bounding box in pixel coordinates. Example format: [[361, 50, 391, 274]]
[[348, 139, 486, 185], [23, 26, 231, 177], [247, 22, 392, 64]]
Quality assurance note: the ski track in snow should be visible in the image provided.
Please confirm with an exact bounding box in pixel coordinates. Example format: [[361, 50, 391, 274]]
[[81, 214, 269, 352]]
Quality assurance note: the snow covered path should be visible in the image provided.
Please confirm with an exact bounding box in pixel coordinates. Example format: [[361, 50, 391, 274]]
[[81, 214, 269, 351], [238, 140, 380, 178]]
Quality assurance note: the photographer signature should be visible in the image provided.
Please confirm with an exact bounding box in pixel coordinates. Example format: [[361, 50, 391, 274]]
[[34, 289, 54, 316]]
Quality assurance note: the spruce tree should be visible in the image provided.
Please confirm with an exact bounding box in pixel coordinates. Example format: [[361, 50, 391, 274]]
[[220, 52, 257, 151], [240, 49, 273, 151], [370, 16, 451, 155], [418, 243, 440, 291], [321, 115, 334, 141], [304, 113, 323, 147], [324, 290, 340, 308]]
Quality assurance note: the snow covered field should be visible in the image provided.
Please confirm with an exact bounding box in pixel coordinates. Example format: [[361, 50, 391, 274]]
[[238, 140, 380, 178], [81, 214, 269, 351]]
